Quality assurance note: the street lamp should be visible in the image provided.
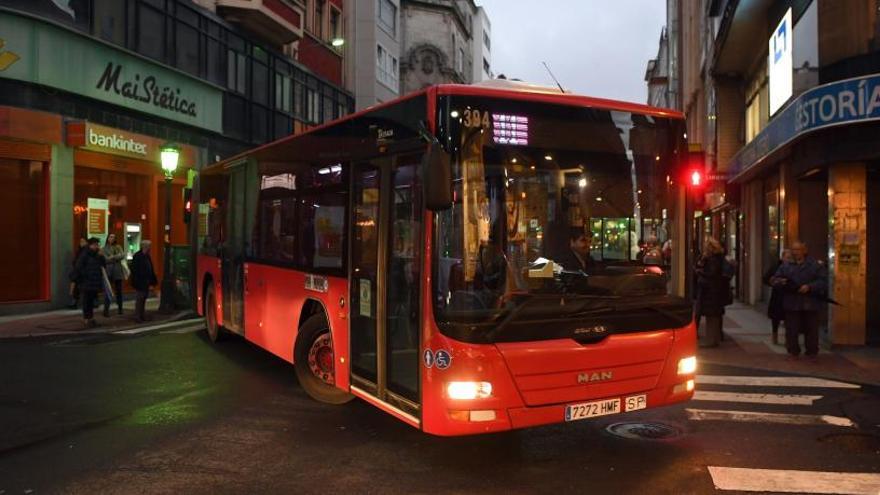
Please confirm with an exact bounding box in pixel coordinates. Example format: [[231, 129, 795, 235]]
[[159, 143, 180, 312]]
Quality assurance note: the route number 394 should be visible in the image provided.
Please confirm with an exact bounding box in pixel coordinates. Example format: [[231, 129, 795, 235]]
[[463, 109, 491, 129]]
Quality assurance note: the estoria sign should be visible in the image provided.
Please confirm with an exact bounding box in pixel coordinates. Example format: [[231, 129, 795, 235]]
[[0, 11, 222, 132]]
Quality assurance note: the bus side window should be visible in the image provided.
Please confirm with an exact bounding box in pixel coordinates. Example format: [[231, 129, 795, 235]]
[[297, 190, 347, 270]]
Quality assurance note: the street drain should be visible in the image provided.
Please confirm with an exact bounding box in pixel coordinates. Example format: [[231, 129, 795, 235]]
[[605, 422, 682, 441]]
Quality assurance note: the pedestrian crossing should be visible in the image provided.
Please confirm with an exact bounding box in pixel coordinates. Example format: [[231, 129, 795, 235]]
[[689, 374, 880, 494]]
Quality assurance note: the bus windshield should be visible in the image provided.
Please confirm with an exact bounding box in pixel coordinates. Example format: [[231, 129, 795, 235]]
[[432, 96, 689, 342]]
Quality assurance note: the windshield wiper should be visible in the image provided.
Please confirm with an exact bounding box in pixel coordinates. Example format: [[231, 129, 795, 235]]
[[485, 295, 616, 341]]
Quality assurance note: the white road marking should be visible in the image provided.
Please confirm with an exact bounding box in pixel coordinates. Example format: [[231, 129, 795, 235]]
[[708, 466, 880, 494], [686, 408, 855, 427], [162, 325, 205, 334], [693, 390, 823, 405], [114, 320, 205, 335], [696, 375, 860, 389]]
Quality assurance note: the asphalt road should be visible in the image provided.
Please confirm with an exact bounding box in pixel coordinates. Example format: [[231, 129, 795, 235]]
[[1, 328, 878, 494]]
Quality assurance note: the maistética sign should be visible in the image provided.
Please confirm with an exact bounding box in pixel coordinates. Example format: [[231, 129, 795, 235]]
[[0, 11, 222, 132], [730, 72, 880, 180], [96, 62, 199, 118]]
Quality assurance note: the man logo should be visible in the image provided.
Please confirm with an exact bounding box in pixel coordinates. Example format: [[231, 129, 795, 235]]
[[578, 371, 613, 384], [573, 325, 608, 335]]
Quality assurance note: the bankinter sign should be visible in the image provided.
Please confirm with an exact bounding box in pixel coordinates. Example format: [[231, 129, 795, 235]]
[[88, 127, 148, 157], [67, 122, 199, 166]]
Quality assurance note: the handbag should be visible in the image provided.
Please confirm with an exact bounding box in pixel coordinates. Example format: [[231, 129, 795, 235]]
[[120, 259, 131, 280]]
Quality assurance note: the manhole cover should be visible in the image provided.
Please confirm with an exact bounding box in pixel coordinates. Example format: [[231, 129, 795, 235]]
[[605, 422, 682, 440]]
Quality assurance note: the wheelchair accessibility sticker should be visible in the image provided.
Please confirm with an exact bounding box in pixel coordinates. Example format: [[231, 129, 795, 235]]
[[423, 349, 452, 369]]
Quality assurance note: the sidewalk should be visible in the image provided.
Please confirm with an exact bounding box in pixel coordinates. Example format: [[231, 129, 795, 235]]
[[0, 298, 200, 339], [698, 302, 880, 386]]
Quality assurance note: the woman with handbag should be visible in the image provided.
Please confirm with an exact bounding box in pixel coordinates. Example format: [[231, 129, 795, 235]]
[[102, 233, 126, 316]]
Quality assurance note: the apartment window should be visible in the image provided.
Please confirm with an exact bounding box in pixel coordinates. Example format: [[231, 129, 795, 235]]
[[457, 48, 465, 73], [314, 0, 325, 39], [275, 73, 292, 113], [330, 7, 342, 47], [377, 44, 398, 90], [483, 58, 490, 75], [136, 2, 165, 62], [378, 0, 397, 36], [483, 30, 490, 51], [227, 49, 247, 94], [93, 0, 126, 45]]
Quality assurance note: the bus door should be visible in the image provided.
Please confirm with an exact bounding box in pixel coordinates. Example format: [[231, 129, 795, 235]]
[[222, 164, 249, 334], [349, 153, 424, 418]]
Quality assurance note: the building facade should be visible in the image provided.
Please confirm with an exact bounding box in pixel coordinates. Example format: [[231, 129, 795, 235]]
[[471, 5, 491, 82], [651, 0, 880, 347], [0, 0, 353, 314], [344, 0, 403, 110], [399, 0, 479, 94]]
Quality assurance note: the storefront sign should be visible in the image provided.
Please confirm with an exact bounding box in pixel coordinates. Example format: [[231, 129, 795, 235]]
[[730, 72, 880, 182], [67, 122, 198, 166], [87, 197, 109, 245], [0, 11, 222, 132], [768, 8, 793, 115]]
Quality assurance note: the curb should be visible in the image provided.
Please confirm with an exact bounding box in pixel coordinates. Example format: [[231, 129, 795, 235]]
[[0, 313, 204, 340]]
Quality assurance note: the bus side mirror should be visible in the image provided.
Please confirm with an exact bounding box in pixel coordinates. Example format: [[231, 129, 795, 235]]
[[423, 142, 453, 211]]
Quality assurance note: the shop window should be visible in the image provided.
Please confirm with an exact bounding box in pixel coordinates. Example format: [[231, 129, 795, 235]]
[[72, 165, 152, 271], [0, 159, 46, 302]]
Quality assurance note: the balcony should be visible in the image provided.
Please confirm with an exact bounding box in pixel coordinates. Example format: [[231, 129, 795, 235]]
[[216, 0, 304, 45]]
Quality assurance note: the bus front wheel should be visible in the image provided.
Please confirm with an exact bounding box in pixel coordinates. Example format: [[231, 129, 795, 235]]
[[294, 314, 354, 405]]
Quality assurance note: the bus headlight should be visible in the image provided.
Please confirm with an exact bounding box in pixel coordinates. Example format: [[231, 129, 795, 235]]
[[446, 381, 493, 400], [677, 356, 697, 375]]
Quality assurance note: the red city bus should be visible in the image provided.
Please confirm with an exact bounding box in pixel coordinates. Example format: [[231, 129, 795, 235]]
[[194, 81, 697, 436]]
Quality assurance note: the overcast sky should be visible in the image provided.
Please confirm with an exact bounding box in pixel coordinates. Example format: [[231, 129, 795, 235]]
[[476, 0, 666, 104]]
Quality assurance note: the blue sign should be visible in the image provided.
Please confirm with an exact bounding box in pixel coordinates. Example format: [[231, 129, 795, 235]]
[[730, 72, 880, 181], [434, 350, 452, 370]]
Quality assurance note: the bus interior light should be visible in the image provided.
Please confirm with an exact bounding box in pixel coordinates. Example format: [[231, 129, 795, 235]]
[[677, 356, 697, 375], [447, 381, 493, 400]]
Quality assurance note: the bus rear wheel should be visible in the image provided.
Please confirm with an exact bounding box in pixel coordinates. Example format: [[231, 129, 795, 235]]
[[204, 285, 223, 343], [294, 314, 353, 405]]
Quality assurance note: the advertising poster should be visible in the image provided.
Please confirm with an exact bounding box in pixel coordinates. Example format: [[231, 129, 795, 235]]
[[87, 197, 109, 245]]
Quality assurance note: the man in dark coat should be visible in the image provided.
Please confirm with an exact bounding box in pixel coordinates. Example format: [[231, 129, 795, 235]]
[[130, 240, 158, 323], [762, 249, 792, 345], [772, 241, 828, 360], [70, 237, 105, 327], [555, 228, 596, 273], [695, 237, 731, 347]]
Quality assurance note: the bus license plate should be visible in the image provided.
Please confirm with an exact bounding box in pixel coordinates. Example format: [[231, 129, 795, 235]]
[[565, 398, 621, 422]]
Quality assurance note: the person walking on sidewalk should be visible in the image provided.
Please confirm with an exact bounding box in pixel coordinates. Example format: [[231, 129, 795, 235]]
[[67, 237, 88, 309], [695, 237, 733, 348], [102, 234, 126, 317], [130, 240, 158, 323], [763, 249, 792, 346], [772, 241, 828, 361], [70, 237, 106, 328]]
